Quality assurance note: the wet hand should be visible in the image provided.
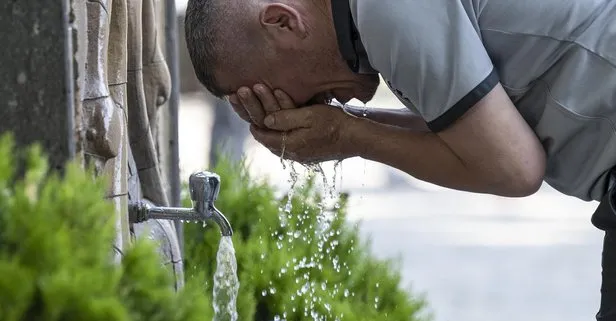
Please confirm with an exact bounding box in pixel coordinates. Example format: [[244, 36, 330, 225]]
[[243, 89, 358, 163], [254, 107, 357, 163], [228, 84, 293, 128]]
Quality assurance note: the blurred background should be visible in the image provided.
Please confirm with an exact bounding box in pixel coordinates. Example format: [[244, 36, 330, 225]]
[[175, 2, 604, 320]]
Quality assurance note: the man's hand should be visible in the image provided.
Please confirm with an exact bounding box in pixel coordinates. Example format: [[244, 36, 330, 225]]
[[254, 104, 357, 163], [228, 85, 293, 128], [230, 86, 357, 163]]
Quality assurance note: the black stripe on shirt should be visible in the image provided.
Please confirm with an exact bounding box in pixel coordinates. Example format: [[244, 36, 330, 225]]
[[427, 68, 499, 132]]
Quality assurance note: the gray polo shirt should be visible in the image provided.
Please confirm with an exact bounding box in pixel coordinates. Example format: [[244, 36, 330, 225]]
[[334, 0, 616, 201]]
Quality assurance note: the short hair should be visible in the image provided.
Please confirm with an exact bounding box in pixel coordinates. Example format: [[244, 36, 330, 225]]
[[184, 0, 226, 98]]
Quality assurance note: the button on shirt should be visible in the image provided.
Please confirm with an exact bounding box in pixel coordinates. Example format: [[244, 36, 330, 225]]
[[340, 0, 616, 201]]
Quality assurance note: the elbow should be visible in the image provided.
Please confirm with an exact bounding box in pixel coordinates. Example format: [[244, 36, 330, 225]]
[[488, 157, 546, 198], [506, 169, 544, 197]]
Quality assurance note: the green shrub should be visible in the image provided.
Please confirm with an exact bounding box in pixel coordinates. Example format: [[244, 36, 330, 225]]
[[0, 134, 211, 321], [183, 157, 430, 321], [0, 132, 430, 321]]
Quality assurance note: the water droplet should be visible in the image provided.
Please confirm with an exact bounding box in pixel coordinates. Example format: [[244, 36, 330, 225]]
[[300, 282, 310, 295]]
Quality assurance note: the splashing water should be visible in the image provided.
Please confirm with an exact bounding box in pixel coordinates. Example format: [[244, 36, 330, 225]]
[[280, 132, 288, 169], [284, 161, 299, 213], [279, 132, 299, 228], [332, 160, 342, 198], [273, 107, 352, 320], [274, 159, 349, 320], [213, 236, 240, 321], [277, 160, 299, 231]]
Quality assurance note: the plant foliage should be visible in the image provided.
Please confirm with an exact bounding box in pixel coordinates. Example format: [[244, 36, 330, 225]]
[[184, 157, 430, 321], [0, 134, 211, 321], [0, 132, 429, 321]]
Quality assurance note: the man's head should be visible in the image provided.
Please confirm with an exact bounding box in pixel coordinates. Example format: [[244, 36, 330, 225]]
[[184, 0, 379, 106]]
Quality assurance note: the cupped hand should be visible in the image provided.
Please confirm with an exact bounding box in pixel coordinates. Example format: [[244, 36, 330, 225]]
[[254, 104, 358, 163], [228, 84, 294, 128], [231, 85, 359, 163]]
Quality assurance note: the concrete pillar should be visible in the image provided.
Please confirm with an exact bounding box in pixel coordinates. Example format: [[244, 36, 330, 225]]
[[0, 0, 79, 168]]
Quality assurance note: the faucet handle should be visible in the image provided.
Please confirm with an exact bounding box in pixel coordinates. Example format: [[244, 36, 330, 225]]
[[189, 171, 221, 211]]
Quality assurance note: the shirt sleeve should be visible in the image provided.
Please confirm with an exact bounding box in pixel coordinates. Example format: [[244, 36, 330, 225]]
[[351, 0, 499, 132]]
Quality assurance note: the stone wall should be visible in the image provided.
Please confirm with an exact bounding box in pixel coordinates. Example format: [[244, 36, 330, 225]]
[[0, 0, 185, 290], [0, 0, 79, 170]]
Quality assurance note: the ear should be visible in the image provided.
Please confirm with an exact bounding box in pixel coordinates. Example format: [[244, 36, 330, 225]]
[[260, 3, 307, 39]]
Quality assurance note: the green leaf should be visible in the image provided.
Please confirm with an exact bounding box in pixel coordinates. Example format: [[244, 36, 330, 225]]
[[184, 153, 430, 321]]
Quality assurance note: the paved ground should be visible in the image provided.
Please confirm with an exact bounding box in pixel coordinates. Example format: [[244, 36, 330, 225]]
[[348, 186, 603, 321], [178, 84, 605, 321]]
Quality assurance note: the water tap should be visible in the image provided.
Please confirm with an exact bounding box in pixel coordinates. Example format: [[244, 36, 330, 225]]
[[128, 171, 233, 236]]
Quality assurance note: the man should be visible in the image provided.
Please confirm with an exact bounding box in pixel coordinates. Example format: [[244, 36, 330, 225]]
[[178, 12, 250, 168], [184, 0, 616, 318]]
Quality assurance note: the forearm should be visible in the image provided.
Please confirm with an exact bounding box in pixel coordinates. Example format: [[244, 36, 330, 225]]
[[343, 105, 429, 132], [345, 117, 513, 196]]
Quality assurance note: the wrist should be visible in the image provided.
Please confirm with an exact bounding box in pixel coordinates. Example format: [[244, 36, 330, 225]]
[[342, 104, 371, 119], [340, 113, 373, 158]]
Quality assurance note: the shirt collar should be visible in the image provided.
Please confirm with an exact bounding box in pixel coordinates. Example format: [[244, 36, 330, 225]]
[[331, 1, 377, 74]]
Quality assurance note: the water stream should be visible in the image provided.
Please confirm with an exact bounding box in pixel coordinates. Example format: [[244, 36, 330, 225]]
[[213, 236, 240, 321]]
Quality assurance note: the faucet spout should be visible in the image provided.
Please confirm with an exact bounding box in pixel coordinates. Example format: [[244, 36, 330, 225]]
[[211, 207, 233, 237], [128, 171, 233, 236]]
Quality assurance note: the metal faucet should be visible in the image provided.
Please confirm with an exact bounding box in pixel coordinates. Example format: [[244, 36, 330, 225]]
[[128, 171, 233, 236]]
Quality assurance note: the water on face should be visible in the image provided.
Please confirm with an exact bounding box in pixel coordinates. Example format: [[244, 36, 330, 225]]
[[213, 236, 240, 321]]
